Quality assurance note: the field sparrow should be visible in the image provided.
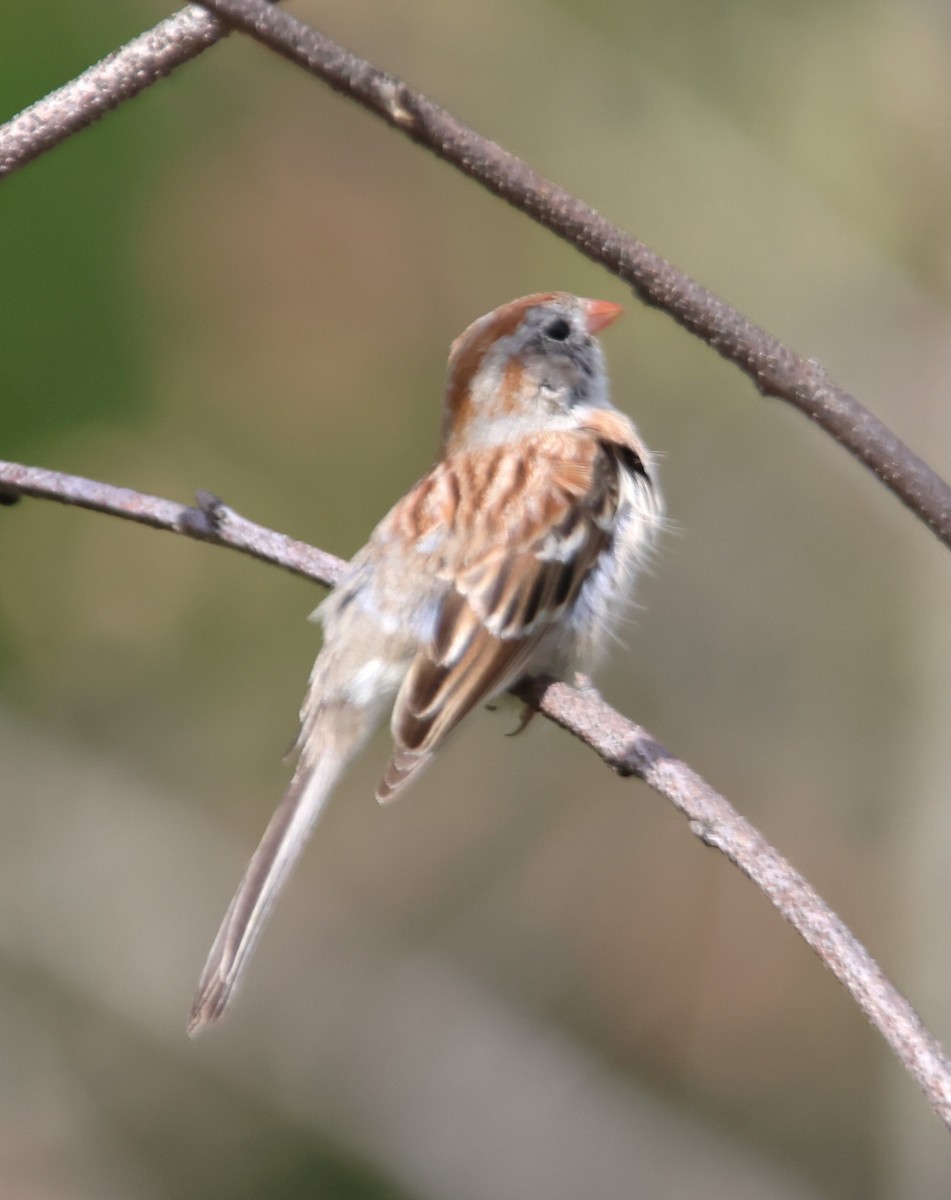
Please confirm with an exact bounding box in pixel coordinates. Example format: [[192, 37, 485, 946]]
[[188, 291, 661, 1033]]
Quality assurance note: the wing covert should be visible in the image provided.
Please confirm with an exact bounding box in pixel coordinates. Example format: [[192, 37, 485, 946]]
[[376, 430, 633, 802]]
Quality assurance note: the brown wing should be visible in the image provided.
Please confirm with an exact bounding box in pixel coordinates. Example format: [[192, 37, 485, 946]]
[[376, 431, 626, 802]]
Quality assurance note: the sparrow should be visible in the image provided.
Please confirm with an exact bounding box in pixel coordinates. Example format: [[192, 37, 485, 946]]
[[188, 291, 661, 1033]]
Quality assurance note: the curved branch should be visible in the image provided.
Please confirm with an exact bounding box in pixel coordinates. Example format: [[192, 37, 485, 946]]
[[0, 8, 947, 535], [2, 456, 950, 1128], [517, 676, 951, 1128], [186, 0, 950, 552], [2, 0, 949, 1129]]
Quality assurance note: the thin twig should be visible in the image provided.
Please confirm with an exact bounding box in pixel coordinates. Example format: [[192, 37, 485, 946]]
[[517, 676, 951, 1129], [0, 5, 266, 178], [2, 456, 950, 1128], [187, 0, 951, 553], [0, 461, 343, 586]]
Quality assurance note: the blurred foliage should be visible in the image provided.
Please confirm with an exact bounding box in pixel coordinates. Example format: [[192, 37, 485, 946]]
[[0, 6, 151, 451], [1, 0, 951, 1197]]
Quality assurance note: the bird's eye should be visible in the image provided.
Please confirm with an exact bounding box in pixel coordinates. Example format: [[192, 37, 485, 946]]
[[543, 317, 571, 341]]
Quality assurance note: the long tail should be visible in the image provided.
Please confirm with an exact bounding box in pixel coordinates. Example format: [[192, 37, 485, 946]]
[[188, 711, 365, 1035]]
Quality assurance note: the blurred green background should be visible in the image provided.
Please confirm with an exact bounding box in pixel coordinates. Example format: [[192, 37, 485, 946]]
[[2, 1, 951, 1196]]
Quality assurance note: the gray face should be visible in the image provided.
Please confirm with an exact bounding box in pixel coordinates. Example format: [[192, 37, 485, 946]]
[[441, 294, 614, 453], [512, 300, 604, 411]]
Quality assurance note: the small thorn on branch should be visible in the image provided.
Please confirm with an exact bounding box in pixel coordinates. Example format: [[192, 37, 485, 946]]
[[177, 490, 228, 537], [376, 76, 416, 129], [689, 817, 720, 847]]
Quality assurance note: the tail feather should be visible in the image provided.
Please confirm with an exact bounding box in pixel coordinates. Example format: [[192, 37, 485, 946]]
[[375, 747, 433, 805], [188, 719, 359, 1035]]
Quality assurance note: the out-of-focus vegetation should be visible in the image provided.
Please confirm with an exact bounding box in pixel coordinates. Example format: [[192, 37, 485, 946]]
[[1, 1, 950, 1196]]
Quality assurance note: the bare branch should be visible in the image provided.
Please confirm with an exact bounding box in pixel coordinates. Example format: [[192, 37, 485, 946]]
[[0, 460, 343, 586], [187, 0, 951, 553], [3, 455, 950, 1127], [0, 6, 238, 178], [516, 675, 951, 1129], [2, 0, 950, 1131], [5, 8, 947, 554]]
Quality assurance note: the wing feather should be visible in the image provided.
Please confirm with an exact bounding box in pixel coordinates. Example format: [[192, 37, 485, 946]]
[[376, 428, 640, 803]]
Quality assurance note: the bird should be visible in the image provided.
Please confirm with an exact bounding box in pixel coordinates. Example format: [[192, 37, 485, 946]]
[[188, 291, 662, 1034]]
